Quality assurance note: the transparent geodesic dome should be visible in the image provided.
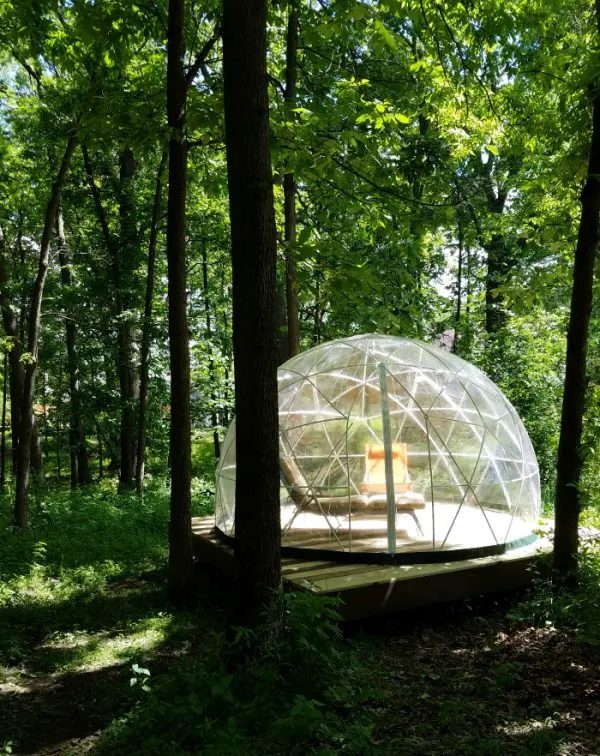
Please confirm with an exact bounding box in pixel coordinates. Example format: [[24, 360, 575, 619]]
[[215, 334, 541, 562]]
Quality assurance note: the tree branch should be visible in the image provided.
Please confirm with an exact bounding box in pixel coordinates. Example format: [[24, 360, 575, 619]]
[[185, 25, 221, 87]]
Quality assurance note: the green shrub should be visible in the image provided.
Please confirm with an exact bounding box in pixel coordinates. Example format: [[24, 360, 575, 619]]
[[508, 538, 600, 645], [98, 592, 377, 756]]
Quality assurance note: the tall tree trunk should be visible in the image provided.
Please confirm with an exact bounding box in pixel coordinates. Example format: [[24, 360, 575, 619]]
[[14, 135, 77, 529], [1, 350, 6, 492], [82, 145, 137, 490], [166, 0, 193, 603], [283, 6, 300, 359], [554, 15, 600, 577], [223, 0, 281, 624], [201, 243, 221, 459], [0, 232, 24, 474], [484, 233, 508, 334], [41, 371, 51, 471], [219, 267, 232, 425], [477, 152, 511, 336], [274, 279, 288, 366], [30, 418, 44, 484], [55, 365, 62, 481], [118, 147, 138, 490], [136, 146, 167, 493], [57, 207, 89, 487], [452, 216, 463, 354]]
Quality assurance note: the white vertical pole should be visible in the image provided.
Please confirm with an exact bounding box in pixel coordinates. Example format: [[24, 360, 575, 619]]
[[378, 362, 396, 554]]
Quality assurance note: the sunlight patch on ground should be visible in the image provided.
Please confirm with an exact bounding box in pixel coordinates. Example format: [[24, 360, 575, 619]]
[[37, 618, 173, 673]]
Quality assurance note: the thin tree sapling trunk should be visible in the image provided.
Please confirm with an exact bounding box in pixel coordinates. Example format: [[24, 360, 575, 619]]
[[14, 134, 77, 528], [118, 147, 139, 489], [223, 0, 281, 624], [57, 207, 90, 486], [82, 145, 137, 490], [201, 242, 220, 459], [1, 350, 6, 491], [56, 365, 62, 481], [453, 216, 463, 354], [136, 145, 168, 493]]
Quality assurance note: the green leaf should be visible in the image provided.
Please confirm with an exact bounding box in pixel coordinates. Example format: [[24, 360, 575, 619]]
[[298, 226, 311, 245]]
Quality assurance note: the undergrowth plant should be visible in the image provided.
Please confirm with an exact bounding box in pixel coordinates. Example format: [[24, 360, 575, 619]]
[[508, 535, 600, 645], [98, 592, 378, 756]]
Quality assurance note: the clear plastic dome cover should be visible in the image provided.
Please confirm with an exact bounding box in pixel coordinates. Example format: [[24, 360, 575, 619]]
[[216, 335, 540, 560]]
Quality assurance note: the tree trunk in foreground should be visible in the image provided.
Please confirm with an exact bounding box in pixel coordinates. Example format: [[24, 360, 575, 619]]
[[136, 145, 167, 493], [166, 0, 193, 603], [15, 135, 77, 528], [284, 6, 300, 359], [223, 0, 281, 624], [57, 207, 90, 487], [554, 19, 600, 577]]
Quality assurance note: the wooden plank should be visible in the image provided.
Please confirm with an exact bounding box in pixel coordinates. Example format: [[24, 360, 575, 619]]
[[284, 562, 380, 584], [305, 542, 551, 593], [191, 516, 552, 621], [331, 545, 551, 621]]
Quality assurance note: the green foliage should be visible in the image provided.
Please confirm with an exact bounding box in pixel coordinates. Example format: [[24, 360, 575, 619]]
[[508, 535, 600, 645], [98, 592, 376, 756], [476, 315, 566, 496]]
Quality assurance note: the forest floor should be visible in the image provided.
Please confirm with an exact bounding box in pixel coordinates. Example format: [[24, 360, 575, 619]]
[[2, 467, 600, 755]]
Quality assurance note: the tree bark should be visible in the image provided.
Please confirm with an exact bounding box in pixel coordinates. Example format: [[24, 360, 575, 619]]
[[166, 0, 193, 603], [136, 145, 168, 493], [484, 232, 509, 334], [284, 6, 300, 359], [223, 0, 281, 624], [55, 365, 62, 481], [554, 11, 600, 577], [0, 350, 6, 491], [452, 215, 463, 354], [82, 145, 137, 490], [201, 242, 220, 459], [57, 207, 90, 487], [117, 147, 139, 490], [14, 134, 77, 528]]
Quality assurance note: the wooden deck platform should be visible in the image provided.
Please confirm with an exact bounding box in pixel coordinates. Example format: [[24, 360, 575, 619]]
[[191, 516, 551, 621]]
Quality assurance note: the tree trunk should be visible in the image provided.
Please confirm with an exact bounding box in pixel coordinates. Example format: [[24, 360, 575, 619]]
[[0, 350, 6, 491], [117, 147, 138, 490], [452, 216, 463, 354], [57, 207, 89, 487], [484, 233, 509, 334], [0, 234, 23, 473], [274, 279, 288, 366], [82, 145, 138, 490], [30, 417, 44, 484], [136, 145, 168, 493], [201, 242, 220, 459], [284, 7, 300, 359], [219, 267, 232, 424], [14, 134, 77, 528], [223, 0, 281, 624], [42, 371, 51, 473], [166, 0, 193, 603], [55, 365, 62, 481], [554, 24, 600, 577]]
